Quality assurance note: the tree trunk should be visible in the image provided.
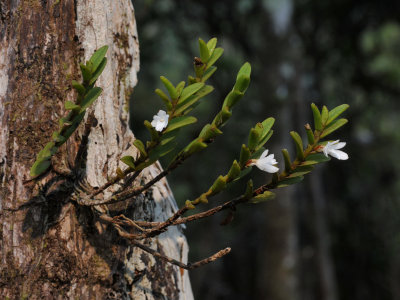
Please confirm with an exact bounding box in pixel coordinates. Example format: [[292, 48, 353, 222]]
[[0, 1, 193, 299]]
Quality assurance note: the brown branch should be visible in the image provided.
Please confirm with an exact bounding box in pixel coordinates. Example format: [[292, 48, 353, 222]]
[[113, 222, 231, 270]]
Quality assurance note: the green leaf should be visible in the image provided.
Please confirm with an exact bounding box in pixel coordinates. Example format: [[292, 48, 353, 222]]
[[179, 82, 204, 103], [244, 179, 253, 198], [237, 167, 252, 180], [155, 88, 172, 110], [227, 160, 241, 181], [121, 156, 136, 169], [320, 118, 348, 138], [164, 116, 197, 133], [184, 140, 207, 156], [276, 176, 304, 188], [207, 47, 224, 68], [258, 118, 275, 143], [80, 63, 92, 82], [89, 45, 108, 72], [160, 76, 178, 99], [185, 200, 196, 209], [160, 130, 178, 145], [209, 175, 227, 194], [311, 103, 322, 131], [71, 80, 85, 95], [52, 132, 66, 143], [59, 116, 72, 127], [327, 104, 349, 125], [199, 38, 210, 63], [250, 191, 275, 203], [302, 153, 331, 165], [132, 139, 147, 156], [64, 101, 80, 110], [144, 120, 160, 142], [89, 57, 107, 85], [212, 106, 232, 127], [321, 105, 329, 125], [199, 124, 222, 141], [223, 89, 244, 109], [62, 111, 85, 140], [30, 159, 51, 177], [237, 62, 251, 78], [207, 37, 217, 54], [256, 130, 273, 150], [287, 165, 314, 178], [248, 128, 260, 151], [305, 124, 315, 145], [290, 131, 305, 161], [239, 144, 251, 168], [282, 149, 292, 172], [37, 142, 57, 160], [234, 74, 250, 93], [175, 85, 214, 115], [149, 142, 176, 161], [176, 81, 186, 97], [202, 66, 218, 82], [80, 87, 102, 111]]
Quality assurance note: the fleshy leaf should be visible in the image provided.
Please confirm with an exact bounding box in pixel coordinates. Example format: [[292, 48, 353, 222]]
[[282, 149, 292, 172], [321, 105, 329, 125], [244, 179, 253, 198], [64, 101, 80, 110], [302, 153, 331, 165], [320, 118, 348, 138], [80, 63, 92, 82], [287, 165, 314, 178], [89, 45, 108, 72], [207, 48, 224, 68], [327, 104, 349, 125], [227, 160, 241, 181], [121, 156, 136, 169], [311, 103, 322, 131], [209, 175, 227, 194], [89, 58, 107, 85], [239, 144, 251, 168], [164, 116, 197, 133], [277, 176, 304, 188], [80, 87, 102, 112], [160, 76, 178, 100], [30, 159, 51, 177], [199, 38, 210, 63], [132, 139, 147, 157], [290, 131, 305, 161], [71, 80, 85, 95], [207, 38, 217, 54], [179, 82, 205, 103], [250, 191, 275, 203], [155, 88, 172, 110]]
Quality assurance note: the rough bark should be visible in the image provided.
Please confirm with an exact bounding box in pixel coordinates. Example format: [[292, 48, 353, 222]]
[[0, 1, 193, 299]]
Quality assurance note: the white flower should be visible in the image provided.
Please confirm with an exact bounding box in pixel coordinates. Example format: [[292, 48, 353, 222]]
[[151, 110, 169, 132], [323, 140, 349, 160], [249, 149, 279, 173]]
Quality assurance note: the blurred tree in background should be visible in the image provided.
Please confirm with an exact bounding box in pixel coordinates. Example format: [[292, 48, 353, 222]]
[[132, 0, 400, 299]]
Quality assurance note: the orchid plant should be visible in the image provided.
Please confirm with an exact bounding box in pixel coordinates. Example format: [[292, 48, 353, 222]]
[[29, 38, 349, 270]]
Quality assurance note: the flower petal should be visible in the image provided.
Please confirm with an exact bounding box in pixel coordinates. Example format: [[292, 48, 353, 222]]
[[330, 149, 348, 160], [260, 149, 269, 159]]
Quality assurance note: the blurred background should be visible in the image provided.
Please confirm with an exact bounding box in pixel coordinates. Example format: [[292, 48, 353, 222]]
[[131, 0, 400, 299]]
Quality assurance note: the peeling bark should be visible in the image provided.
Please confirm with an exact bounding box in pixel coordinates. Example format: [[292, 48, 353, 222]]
[[0, 1, 193, 299]]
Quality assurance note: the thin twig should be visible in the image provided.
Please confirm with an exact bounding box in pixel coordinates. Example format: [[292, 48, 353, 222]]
[[114, 223, 231, 270]]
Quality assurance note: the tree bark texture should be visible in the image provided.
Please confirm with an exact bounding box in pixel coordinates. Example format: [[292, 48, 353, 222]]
[[0, 1, 193, 299]]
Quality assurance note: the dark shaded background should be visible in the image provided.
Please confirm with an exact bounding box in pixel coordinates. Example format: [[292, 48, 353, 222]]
[[131, 1, 400, 299]]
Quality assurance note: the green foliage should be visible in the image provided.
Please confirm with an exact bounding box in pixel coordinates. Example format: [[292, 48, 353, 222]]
[[30, 46, 109, 177]]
